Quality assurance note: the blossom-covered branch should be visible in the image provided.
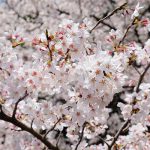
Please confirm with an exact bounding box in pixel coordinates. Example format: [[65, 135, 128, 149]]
[[0, 105, 59, 150]]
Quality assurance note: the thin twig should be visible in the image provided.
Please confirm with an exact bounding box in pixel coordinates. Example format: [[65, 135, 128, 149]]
[[86, 135, 110, 147], [43, 118, 61, 139], [46, 29, 53, 61], [56, 9, 70, 15], [136, 63, 150, 93], [118, 18, 136, 46], [90, 2, 127, 33], [78, 0, 82, 16], [56, 131, 62, 148], [108, 119, 130, 150], [133, 66, 141, 75], [91, 15, 116, 30], [99, 137, 110, 147], [75, 122, 87, 150], [134, 27, 144, 47], [12, 91, 28, 118]]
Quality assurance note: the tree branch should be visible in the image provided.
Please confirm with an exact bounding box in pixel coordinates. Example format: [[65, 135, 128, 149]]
[[75, 122, 86, 150], [118, 17, 136, 46], [90, 15, 116, 30], [12, 91, 28, 118], [134, 27, 144, 47], [133, 65, 141, 75], [90, 2, 127, 33], [45, 29, 53, 62], [43, 118, 61, 139], [56, 9, 70, 15], [108, 119, 130, 150], [136, 63, 150, 93], [0, 106, 59, 150]]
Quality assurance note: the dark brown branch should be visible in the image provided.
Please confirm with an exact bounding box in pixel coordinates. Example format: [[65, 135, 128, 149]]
[[75, 122, 86, 150], [90, 15, 116, 30], [98, 137, 110, 147], [108, 119, 130, 150], [136, 63, 150, 93], [56, 131, 62, 148], [56, 9, 70, 15], [118, 18, 136, 46], [0, 106, 59, 150], [134, 27, 144, 47], [46, 29, 53, 61], [43, 118, 61, 139], [88, 136, 110, 147], [12, 91, 28, 118], [90, 2, 127, 33], [133, 65, 141, 75]]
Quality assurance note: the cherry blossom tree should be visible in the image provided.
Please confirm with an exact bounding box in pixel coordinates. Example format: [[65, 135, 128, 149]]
[[0, 0, 150, 150]]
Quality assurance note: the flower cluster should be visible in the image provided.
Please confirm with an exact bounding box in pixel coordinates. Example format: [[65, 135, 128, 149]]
[[0, 1, 150, 150]]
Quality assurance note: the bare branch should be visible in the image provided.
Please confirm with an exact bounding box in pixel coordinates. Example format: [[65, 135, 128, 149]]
[[134, 27, 144, 47], [75, 122, 87, 150], [90, 2, 127, 33], [90, 15, 116, 30], [12, 91, 28, 118], [118, 18, 136, 46], [45, 29, 53, 61], [54, 2, 70, 16], [43, 118, 61, 139], [133, 65, 141, 75], [108, 119, 130, 150], [56, 9, 70, 15], [136, 63, 150, 93], [87, 135, 110, 147], [98, 137, 110, 147], [56, 131, 62, 148]]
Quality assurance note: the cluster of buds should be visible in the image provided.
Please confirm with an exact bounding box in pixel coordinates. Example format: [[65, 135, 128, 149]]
[[7, 34, 25, 48]]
